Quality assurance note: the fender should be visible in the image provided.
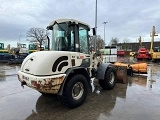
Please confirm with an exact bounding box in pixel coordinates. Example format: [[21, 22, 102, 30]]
[[58, 67, 90, 95], [96, 63, 113, 80]]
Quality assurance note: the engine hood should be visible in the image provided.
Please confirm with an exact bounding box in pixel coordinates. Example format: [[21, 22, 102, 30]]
[[21, 51, 72, 76]]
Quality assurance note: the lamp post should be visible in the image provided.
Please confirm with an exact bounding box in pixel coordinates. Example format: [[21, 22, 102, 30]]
[[103, 22, 108, 42], [19, 35, 22, 42], [94, 0, 97, 52]]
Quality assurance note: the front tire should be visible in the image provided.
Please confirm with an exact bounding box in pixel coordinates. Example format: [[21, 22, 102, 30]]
[[99, 67, 116, 90], [62, 74, 88, 108]]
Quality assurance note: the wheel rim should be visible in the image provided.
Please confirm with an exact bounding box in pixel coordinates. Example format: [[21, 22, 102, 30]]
[[72, 82, 84, 100], [109, 72, 115, 84]]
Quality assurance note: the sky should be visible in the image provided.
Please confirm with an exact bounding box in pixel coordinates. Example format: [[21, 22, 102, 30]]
[[0, 0, 160, 48]]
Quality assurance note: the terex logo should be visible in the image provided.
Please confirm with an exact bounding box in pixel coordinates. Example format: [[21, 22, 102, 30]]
[[52, 56, 69, 72]]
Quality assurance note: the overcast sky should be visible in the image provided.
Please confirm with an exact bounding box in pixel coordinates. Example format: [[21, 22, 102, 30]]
[[0, 0, 160, 47]]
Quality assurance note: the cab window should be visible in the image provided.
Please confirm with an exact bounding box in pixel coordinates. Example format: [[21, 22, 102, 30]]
[[79, 26, 89, 54]]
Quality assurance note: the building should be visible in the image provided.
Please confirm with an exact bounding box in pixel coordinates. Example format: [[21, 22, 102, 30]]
[[112, 41, 160, 52]]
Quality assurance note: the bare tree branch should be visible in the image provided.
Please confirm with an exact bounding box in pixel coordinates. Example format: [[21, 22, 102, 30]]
[[89, 35, 105, 51], [109, 37, 119, 45], [27, 27, 49, 50]]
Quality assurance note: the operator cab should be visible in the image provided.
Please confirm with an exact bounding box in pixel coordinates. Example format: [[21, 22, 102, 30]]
[[29, 44, 36, 50], [153, 47, 160, 52], [0, 43, 4, 50], [47, 19, 90, 54], [17, 43, 27, 48]]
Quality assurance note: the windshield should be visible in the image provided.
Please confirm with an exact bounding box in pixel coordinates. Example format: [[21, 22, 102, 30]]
[[51, 22, 74, 51]]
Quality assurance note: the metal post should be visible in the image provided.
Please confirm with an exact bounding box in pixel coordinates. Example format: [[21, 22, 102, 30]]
[[95, 0, 97, 52], [19, 35, 22, 42], [103, 22, 108, 42]]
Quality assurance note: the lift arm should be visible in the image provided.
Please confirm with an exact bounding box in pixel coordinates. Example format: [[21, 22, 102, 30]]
[[150, 26, 158, 53]]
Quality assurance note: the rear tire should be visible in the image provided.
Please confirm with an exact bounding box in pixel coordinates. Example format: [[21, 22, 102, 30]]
[[62, 74, 88, 108], [99, 67, 116, 90]]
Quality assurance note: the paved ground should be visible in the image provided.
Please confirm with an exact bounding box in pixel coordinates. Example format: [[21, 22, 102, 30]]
[[0, 63, 160, 120]]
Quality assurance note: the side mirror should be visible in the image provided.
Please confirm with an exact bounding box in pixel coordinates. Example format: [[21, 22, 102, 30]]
[[47, 26, 53, 30], [47, 36, 50, 50], [92, 28, 96, 36]]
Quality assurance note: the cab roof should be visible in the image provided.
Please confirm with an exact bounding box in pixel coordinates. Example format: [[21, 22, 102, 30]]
[[48, 18, 90, 29]]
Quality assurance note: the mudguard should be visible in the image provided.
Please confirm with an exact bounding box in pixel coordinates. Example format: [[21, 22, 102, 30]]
[[96, 63, 112, 80], [58, 67, 90, 95]]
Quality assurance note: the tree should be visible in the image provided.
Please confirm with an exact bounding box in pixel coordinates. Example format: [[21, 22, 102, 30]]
[[123, 37, 130, 43], [109, 37, 119, 45], [96, 35, 105, 50], [27, 28, 49, 50], [123, 38, 130, 51], [89, 35, 105, 51]]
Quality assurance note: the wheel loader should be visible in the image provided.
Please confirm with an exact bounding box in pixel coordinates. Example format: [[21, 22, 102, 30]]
[[17, 19, 117, 108]]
